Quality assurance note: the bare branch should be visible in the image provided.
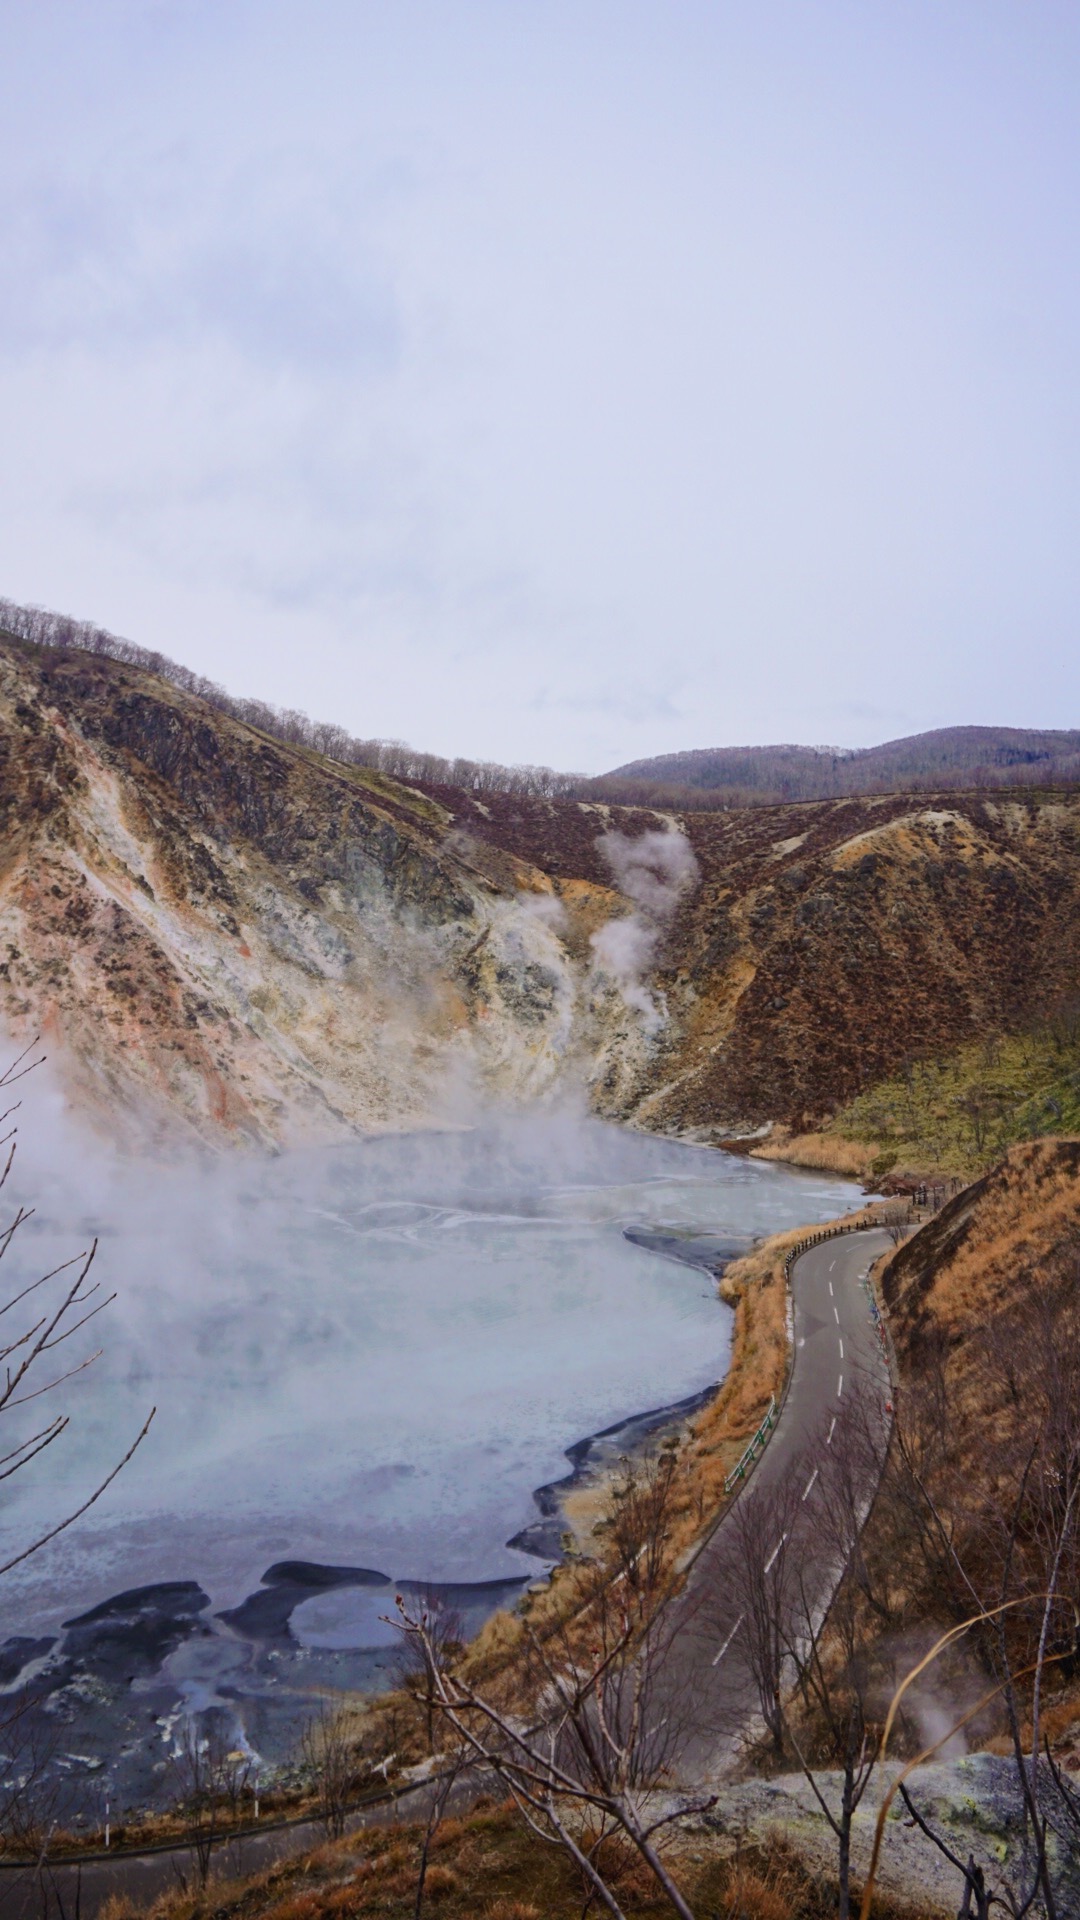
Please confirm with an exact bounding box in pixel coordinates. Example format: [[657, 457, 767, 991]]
[[0, 1037, 46, 1090], [0, 1407, 156, 1578], [0, 1414, 68, 1482]]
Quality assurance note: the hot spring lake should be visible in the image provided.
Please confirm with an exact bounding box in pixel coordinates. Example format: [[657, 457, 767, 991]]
[[0, 1113, 864, 1796]]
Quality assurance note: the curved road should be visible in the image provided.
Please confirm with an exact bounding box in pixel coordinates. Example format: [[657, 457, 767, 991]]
[[0, 1228, 894, 1915], [660, 1224, 894, 1777]]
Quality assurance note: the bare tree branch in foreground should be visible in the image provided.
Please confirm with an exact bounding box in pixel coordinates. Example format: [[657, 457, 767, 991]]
[[724, 1387, 892, 1920], [394, 1452, 713, 1920], [0, 1043, 155, 1864]]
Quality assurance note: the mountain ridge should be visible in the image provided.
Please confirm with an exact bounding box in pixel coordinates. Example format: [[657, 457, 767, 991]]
[[603, 724, 1080, 804], [4, 593, 1078, 811], [3, 630, 1080, 1147]]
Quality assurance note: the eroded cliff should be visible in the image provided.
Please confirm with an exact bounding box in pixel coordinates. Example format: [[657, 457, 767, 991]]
[[0, 640, 627, 1142], [2, 634, 1080, 1145]]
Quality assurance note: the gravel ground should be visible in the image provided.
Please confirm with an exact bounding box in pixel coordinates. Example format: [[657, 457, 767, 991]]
[[676, 1754, 1080, 1917]]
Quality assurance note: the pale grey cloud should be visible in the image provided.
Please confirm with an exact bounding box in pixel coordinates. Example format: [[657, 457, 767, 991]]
[[0, 2, 1076, 770], [0, 156, 400, 371]]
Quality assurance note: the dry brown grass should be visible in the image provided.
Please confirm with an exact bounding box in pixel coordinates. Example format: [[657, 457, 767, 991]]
[[834, 1137, 1080, 1772], [886, 1138, 1080, 1338], [750, 1128, 878, 1179], [121, 1796, 908, 1920]]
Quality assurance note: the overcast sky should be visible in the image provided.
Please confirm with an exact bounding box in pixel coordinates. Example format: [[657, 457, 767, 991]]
[[0, 3, 1077, 772]]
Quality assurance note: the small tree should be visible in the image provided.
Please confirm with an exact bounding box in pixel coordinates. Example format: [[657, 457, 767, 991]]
[[763, 1393, 892, 1920], [783, 1555, 881, 1920], [719, 1472, 805, 1759], [168, 1720, 231, 1891], [300, 1702, 362, 1841], [392, 1589, 464, 1753], [395, 1452, 712, 1920]]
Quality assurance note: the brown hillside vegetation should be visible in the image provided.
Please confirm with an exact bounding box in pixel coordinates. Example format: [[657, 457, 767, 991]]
[[879, 1137, 1080, 1639], [845, 1141, 1080, 1764], [364, 778, 1080, 1131], [883, 1135, 1080, 1347], [95, 1803, 886, 1920], [2, 631, 1080, 1141]]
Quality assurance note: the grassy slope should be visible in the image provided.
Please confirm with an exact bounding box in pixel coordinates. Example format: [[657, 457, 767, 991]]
[[883, 1134, 1080, 1348], [754, 1007, 1080, 1183], [833, 1017, 1080, 1178]]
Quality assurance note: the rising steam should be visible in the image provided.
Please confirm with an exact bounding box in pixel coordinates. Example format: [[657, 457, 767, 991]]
[[590, 826, 699, 1034]]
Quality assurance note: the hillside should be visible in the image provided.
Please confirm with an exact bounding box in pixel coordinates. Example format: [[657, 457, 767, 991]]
[[3, 633, 1080, 1144], [0, 637, 616, 1143], [603, 725, 1080, 806]]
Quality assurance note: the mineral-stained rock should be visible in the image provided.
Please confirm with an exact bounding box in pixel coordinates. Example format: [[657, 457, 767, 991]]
[[3, 632, 1080, 1144]]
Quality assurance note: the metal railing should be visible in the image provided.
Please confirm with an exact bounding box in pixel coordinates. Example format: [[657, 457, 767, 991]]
[[721, 1217, 887, 1500], [723, 1393, 777, 1492]]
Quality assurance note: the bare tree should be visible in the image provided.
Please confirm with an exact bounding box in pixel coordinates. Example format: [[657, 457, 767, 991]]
[[392, 1589, 464, 1754], [720, 1472, 805, 1759], [300, 1702, 363, 1841], [167, 1719, 243, 1890], [410, 1736, 469, 1920], [0, 1042, 155, 1865], [758, 1394, 893, 1920], [782, 1552, 881, 1920], [394, 1453, 712, 1920], [880, 1250, 1080, 1920], [954, 1085, 1006, 1159]]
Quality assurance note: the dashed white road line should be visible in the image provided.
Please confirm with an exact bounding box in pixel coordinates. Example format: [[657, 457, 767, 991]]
[[833, 1305, 840, 1323], [827, 1416, 837, 1444], [712, 1613, 745, 1666], [837, 1373, 844, 1396], [828, 1281, 834, 1296], [802, 1468, 819, 1501], [764, 1533, 788, 1573], [839, 1338, 844, 1359]]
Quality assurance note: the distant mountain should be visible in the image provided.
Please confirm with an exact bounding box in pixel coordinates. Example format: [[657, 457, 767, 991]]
[[600, 727, 1080, 807]]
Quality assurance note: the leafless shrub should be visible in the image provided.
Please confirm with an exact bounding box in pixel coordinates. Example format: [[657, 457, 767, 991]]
[[394, 1451, 711, 1919], [300, 1703, 363, 1841], [0, 1042, 155, 1872], [167, 1720, 232, 1890], [392, 1591, 464, 1754]]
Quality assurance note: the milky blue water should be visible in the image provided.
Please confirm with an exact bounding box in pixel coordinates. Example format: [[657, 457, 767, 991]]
[[0, 1111, 864, 1639]]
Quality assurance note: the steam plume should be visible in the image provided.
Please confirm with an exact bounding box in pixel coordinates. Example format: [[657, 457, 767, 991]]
[[590, 827, 699, 1033]]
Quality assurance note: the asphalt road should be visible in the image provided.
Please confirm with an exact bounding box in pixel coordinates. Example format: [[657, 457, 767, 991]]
[[0, 1782, 432, 1919], [659, 1225, 895, 1779], [0, 1227, 894, 1916]]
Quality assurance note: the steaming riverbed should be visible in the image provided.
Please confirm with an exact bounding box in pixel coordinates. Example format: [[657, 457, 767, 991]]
[[0, 1110, 863, 1803], [2, 1112, 867, 1630]]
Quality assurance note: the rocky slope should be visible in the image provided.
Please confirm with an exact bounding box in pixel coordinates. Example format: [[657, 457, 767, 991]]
[[3, 633, 1080, 1145], [422, 775, 1080, 1134], [0, 638, 624, 1144]]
